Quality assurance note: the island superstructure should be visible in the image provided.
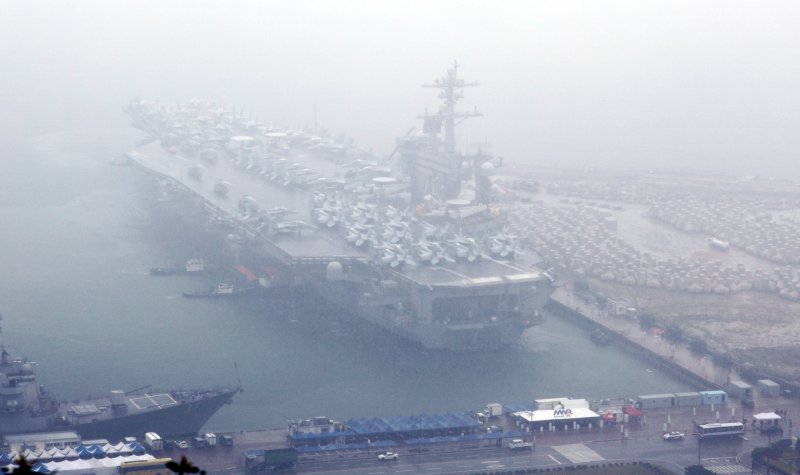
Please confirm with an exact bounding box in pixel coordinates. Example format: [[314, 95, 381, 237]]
[[124, 64, 554, 351]]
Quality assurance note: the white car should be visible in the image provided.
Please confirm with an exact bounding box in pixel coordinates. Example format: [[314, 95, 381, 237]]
[[663, 431, 684, 441], [378, 451, 399, 461], [174, 440, 189, 449]]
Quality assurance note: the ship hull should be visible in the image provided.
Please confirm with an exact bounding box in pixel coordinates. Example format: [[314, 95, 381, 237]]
[[304, 269, 553, 351], [0, 389, 237, 441], [63, 389, 237, 440]]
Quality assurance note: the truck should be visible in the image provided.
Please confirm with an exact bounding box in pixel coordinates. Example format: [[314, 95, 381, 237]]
[[242, 448, 298, 472], [478, 403, 503, 421], [144, 432, 163, 452], [204, 433, 217, 447], [486, 403, 503, 417], [192, 436, 208, 448], [508, 439, 534, 450]]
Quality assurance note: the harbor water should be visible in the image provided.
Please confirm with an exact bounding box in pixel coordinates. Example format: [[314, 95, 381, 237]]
[[0, 128, 695, 433]]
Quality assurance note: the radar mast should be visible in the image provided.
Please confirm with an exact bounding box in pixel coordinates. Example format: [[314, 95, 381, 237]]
[[419, 61, 482, 155]]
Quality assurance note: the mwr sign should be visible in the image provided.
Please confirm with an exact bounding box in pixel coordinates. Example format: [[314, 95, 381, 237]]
[[552, 408, 573, 418]]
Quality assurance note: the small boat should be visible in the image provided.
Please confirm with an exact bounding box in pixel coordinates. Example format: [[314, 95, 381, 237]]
[[590, 329, 612, 345], [150, 258, 206, 275], [182, 282, 239, 299]]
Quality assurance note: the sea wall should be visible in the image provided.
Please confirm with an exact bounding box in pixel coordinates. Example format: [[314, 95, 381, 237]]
[[545, 298, 723, 392]]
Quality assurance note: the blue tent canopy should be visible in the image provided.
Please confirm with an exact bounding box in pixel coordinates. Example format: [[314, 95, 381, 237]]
[[345, 411, 481, 437], [127, 442, 146, 455], [76, 445, 106, 459], [31, 463, 51, 474]]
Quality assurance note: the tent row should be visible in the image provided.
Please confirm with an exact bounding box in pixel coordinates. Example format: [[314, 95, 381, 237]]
[[0, 454, 156, 475], [1, 442, 147, 464]]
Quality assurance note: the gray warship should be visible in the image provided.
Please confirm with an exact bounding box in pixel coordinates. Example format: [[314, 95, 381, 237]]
[[124, 64, 554, 351], [0, 344, 238, 440]]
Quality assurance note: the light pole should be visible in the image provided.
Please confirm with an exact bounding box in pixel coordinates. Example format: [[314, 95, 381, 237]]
[[530, 402, 535, 466]]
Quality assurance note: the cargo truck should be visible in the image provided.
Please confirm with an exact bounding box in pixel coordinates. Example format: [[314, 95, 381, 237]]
[[242, 448, 298, 472], [144, 432, 163, 452], [486, 403, 503, 417], [204, 433, 217, 447], [478, 403, 503, 421], [192, 436, 208, 448]]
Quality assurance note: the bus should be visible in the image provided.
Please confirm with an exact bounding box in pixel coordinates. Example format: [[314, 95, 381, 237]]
[[696, 422, 745, 438]]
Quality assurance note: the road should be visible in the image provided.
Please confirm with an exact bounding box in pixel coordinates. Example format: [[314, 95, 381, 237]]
[[182, 394, 795, 475], [291, 434, 760, 474], [187, 398, 794, 474]]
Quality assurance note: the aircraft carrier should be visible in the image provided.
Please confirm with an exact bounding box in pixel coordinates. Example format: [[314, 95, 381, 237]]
[[123, 64, 554, 351]]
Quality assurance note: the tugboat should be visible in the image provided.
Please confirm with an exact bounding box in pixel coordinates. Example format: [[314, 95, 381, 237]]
[[150, 258, 206, 275]]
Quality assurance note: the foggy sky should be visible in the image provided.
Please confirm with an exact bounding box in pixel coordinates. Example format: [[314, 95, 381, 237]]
[[2, 0, 799, 177]]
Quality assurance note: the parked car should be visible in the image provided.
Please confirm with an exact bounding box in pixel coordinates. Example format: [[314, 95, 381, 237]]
[[174, 440, 189, 450], [377, 452, 399, 461], [742, 399, 755, 408], [663, 431, 684, 441]]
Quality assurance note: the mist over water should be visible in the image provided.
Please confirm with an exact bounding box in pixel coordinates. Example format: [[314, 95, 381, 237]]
[[0, 129, 695, 432], [2, 1, 800, 178]]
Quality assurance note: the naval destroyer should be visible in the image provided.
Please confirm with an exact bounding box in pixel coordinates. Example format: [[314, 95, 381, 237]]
[[124, 64, 554, 351], [0, 343, 238, 440]]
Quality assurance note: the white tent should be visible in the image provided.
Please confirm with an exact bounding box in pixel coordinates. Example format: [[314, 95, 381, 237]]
[[113, 442, 133, 455], [41, 454, 155, 475], [22, 449, 41, 462], [753, 412, 782, 421], [59, 447, 79, 460], [45, 448, 65, 461]]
